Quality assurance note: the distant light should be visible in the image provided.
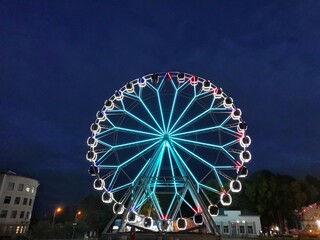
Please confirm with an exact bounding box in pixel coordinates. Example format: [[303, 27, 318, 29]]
[[56, 207, 62, 213]]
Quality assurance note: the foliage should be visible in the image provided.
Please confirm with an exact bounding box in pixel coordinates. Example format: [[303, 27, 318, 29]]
[[232, 170, 319, 234], [30, 194, 113, 239]]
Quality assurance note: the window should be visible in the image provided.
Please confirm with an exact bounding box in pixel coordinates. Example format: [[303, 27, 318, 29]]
[[29, 199, 32, 206], [14, 197, 21, 205], [239, 225, 245, 234], [18, 184, 24, 191], [20, 211, 25, 219], [7, 182, 15, 190], [223, 225, 229, 233], [31, 186, 35, 193], [216, 225, 220, 231], [26, 212, 30, 219], [0, 210, 8, 218], [25, 185, 31, 192], [16, 226, 20, 234], [11, 211, 17, 219], [4, 196, 11, 204], [247, 226, 254, 234], [23, 198, 28, 205]]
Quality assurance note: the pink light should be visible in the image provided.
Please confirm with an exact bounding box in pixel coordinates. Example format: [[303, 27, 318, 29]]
[[237, 132, 244, 137], [191, 208, 197, 214], [166, 72, 172, 81], [235, 161, 243, 168]]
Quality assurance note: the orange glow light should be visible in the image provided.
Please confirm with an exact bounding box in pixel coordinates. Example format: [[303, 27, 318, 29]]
[[56, 207, 62, 213]]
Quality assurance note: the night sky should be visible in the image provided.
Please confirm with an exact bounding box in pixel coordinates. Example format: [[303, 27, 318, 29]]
[[1, 1, 320, 214]]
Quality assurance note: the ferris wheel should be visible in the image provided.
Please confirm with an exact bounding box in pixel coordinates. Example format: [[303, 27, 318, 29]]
[[86, 72, 251, 233]]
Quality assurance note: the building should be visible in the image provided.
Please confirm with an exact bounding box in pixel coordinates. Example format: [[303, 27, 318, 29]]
[[213, 209, 262, 236], [0, 170, 39, 238], [297, 202, 320, 237]]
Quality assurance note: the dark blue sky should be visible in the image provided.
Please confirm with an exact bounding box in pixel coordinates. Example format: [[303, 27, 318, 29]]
[[1, 1, 320, 214]]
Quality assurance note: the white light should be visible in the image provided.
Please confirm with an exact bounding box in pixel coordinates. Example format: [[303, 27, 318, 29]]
[[138, 78, 147, 87], [114, 90, 124, 101], [223, 97, 233, 108], [143, 217, 153, 228], [113, 203, 124, 214], [93, 178, 105, 190], [125, 83, 134, 93], [231, 108, 242, 120], [275, 226, 279, 231], [240, 135, 251, 148], [190, 76, 198, 86], [214, 88, 223, 99], [242, 220, 246, 224], [240, 150, 251, 163], [208, 204, 219, 216], [220, 193, 232, 206], [87, 137, 98, 148], [202, 81, 211, 92], [102, 191, 113, 203], [193, 214, 203, 225], [104, 99, 114, 110], [230, 180, 242, 193], [91, 123, 101, 134], [177, 218, 187, 230], [316, 220, 320, 228]]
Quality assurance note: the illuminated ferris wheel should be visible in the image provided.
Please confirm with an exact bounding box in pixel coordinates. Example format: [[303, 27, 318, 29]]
[[86, 72, 251, 233]]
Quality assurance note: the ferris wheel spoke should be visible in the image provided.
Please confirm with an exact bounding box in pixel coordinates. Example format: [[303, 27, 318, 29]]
[[145, 81, 166, 132], [167, 147, 178, 193], [96, 127, 114, 138], [222, 139, 240, 148], [171, 125, 220, 137], [113, 126, 160, 137], [172, 137, 222, 151], [112, 137, 160, 150], [95, 148, 114, 165], [168, 95, 197, 133], [106, 140, 162, 189], [168, 144, 200, 189], [220, 126, 242, 137], [166, 87, 179, 131], [199, 183, 221, 195], [118, 139, 162, 168], [123, 109, 162, 134], [171, 107, 232, 135], [220, 115, 232, 127], [152, 142, 166, 193], [221, 148, 236, 161], [124, 92, 164, 133], [171, 140, 224, 191], [170, 108, 210, 135], [156, 89, 166, 132], [169, 91, 209, 134], [112, 182, 133, 193]]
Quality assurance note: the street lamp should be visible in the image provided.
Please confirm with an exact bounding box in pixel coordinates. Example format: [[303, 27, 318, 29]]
[[52, 207, 62, 226], [72, 210, 82, 239]]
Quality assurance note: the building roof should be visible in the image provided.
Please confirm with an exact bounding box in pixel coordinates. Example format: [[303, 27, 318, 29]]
[[218, 208, 259, 216], [0, 170, 17, 175]]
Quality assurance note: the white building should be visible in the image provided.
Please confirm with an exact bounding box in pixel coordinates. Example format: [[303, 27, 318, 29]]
[[0, 170, 39, 238], [213, 209, 262, 236]]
